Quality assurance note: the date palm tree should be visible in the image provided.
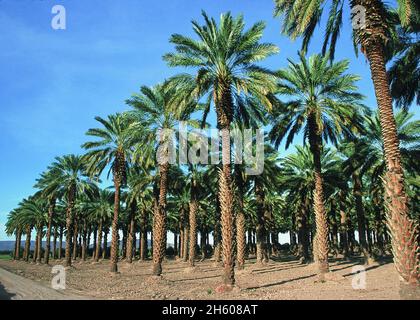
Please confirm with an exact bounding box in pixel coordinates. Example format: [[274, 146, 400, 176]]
[[126, 84, 194, 275], [164, 11, 278, 287], [34, 168, 62, 264], [269, 53, 365, 275], [82, 113, 133, 273], [48, 155, 93, 267], [273, 0, 420, 286], [281, 146, 345, 263], [86, 188, 114, 262]]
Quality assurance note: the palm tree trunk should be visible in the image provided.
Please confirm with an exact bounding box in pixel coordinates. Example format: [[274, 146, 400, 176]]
[[14, 229, 22, 260], [23, 226, 31, 262], [140, 210, 147, 261], [102, 229, 108, 259], [352, 171, 370, 263], [58, 226, 63, 260], [188, 198, 198, 267], [213, 200, 222, 263], [72, 214, 78, 261], [219, 140, 235, 285], [353, 0, 419, 286], [82, 220, 87, 261], [110, 177, 121, 273], [52, 226, 58, 260], [255, 179, 266, 265], [95, 220, 103, 262], [64, 190, 75, 267], [297, 196, 310, 263], [33, 229, 39, 263], [183, 225, 189, 262], [126, 201, 136, 263], [308, 115, 329, 274], [153, 163, 168, 275], [338, 191, 349, 259], [36, 226, 42, 264], [44, 198, 55, 264], [235, 166, 246, 270]]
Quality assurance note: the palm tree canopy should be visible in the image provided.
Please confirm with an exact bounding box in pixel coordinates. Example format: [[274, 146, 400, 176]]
[[269, 52, 366, 149], [163, 11, 279, 127], [273, 0, 419, 60], [82, 113, 134, 184]]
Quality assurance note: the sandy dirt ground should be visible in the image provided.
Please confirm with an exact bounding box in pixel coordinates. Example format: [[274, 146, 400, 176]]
[[0, 255, 412, 300]]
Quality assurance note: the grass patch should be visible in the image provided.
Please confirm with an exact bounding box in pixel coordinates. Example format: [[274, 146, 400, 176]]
[[0, 254, 12, 261]]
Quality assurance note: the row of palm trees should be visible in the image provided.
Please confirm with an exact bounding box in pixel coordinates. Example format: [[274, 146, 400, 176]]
[[5, 2, 420, 291]]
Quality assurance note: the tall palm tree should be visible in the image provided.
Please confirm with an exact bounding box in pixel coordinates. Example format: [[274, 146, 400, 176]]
[[269, 53, 364, 275], [273, 0, 420, 286], [164, 11, 278, 287], [126, 84, 193, 275], [82, 113, 133, 273], [48, 155, 92, 267]]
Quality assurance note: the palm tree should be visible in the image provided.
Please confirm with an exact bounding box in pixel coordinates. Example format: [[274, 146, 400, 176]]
[[281, 146, 345, 263], [269, 53, 364, 275], [82, 113, 133, 273], [126, 84, 193, 275], [34, 168, 62, 264], [387, 12, 419, 110], [48, 155, 92, 267], [85, 188, 114, 262], [273, 0, 420, 286], [164, 11, 278, 287]]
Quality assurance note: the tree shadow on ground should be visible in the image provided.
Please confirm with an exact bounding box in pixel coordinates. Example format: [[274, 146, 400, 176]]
[[0, 282, 16, 300], [244, 273, 317, 290], [341, 261, 392, 278]]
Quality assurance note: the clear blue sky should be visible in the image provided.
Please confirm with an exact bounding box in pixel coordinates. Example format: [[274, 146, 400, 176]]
[[0, 0, 417, 240]]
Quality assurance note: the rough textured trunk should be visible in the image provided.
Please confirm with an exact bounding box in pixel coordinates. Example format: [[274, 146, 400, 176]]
[[235, 166, 246, 270], [214, 82, 235, 287], [33, 230, 39, 263], [297, 196, 310, 263], [213, 199, 222, 263], [153, 164, 168, 276], [14, 229, 22, 260], [140, 211, 147, 261], [351, 0, 419, 287], [58, 226, 63, 260], [72, 214, 78, 261], [188, 198, 198, 267], [52, 226, 58, 260], [200, 230, 207, 261], [82, 220, 87, 261], [102, 229, 108, 259], [352, 171, 370, 263], [24, 226, 31, 262], [64, 187, 75, 267], [126, 201, 136, 263], [36, 226, 42, 264], [110, 177, 121, 273], [338, 191, 349, 259], [218, 137, 235, 285], [308, 114, 329, 274], [255, 179, 267, 265], [183, 225, 189, 262], [44, 197, 55, 264], [95, 220, 103, 262]]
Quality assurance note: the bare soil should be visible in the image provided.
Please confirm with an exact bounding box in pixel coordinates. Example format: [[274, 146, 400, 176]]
[[0, 255, 410, 300]]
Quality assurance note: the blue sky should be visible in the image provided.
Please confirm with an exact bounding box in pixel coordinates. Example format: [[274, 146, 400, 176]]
[[0, 0, 417, 240]]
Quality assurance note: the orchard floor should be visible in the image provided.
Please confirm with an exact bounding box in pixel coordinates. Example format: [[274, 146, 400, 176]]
[[0, 254, 410, 300]]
